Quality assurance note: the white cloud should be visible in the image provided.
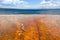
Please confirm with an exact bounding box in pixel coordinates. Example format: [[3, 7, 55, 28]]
[[0, 0, 60, 9], [36, 0, 60, 9], [1, 0, 13, 4], [0, 0, 30, 9], [29, 0, 60, 9]]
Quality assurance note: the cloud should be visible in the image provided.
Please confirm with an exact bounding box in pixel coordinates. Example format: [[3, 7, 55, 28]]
[[38, 0, 60, 9], [0, 0, 60, 9], [28, 0, 60, 9], [1, 0, 13, 4], [0, 0, 30, 9]]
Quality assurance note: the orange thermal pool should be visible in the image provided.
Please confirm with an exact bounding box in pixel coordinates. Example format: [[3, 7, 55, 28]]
[[0, 15, 60, 40]]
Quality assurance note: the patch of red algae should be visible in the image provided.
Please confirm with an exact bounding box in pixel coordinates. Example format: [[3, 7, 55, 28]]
[[0, 15, 60, 40]]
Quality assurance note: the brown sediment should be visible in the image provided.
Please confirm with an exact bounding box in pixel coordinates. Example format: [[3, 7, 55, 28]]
[[0, 15, 60, 40]]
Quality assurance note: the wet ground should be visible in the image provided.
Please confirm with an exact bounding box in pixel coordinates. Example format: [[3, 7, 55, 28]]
[[0, 15, 60, 40]]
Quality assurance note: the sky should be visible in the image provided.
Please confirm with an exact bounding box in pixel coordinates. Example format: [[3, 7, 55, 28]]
[[0, 0, 60, 9]]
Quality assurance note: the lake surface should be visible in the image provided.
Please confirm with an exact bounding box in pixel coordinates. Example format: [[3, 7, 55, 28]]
[[0, 8, 60, 14]]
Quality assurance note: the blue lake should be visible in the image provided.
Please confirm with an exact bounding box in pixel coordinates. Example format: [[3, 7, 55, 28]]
[[0, 8, 60, 14]]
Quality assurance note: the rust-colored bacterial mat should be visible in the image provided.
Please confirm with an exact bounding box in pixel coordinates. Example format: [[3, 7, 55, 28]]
[[0, 15, 60, 40]]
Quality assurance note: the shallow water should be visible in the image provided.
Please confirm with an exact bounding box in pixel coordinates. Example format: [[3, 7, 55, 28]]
[[0, 15, 60, 40]]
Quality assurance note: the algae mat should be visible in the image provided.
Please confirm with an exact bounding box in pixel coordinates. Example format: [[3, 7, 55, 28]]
[[0, 15, 60, 40]]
